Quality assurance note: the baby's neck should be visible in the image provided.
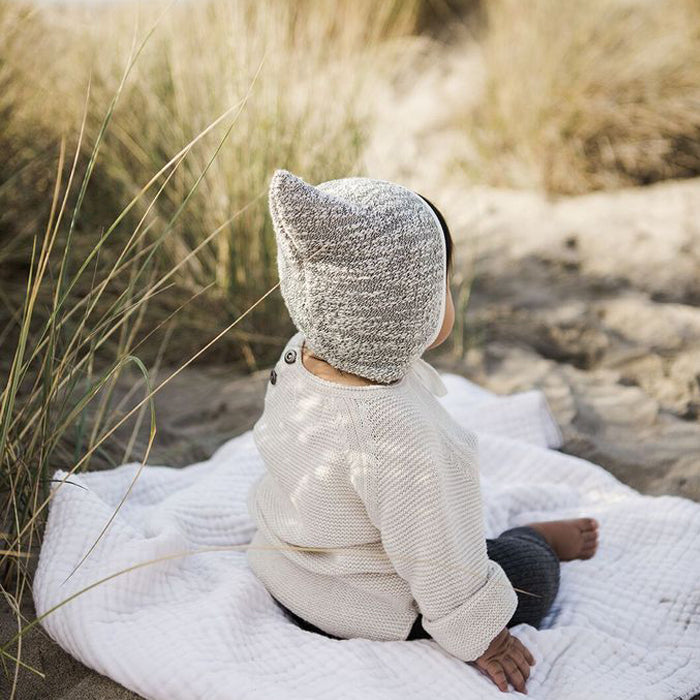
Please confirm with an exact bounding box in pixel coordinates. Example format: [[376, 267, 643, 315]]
[[301, 340, 383, 387]]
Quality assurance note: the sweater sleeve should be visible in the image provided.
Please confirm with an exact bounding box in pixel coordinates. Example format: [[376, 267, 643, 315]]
[[345, 398, 519, 662]]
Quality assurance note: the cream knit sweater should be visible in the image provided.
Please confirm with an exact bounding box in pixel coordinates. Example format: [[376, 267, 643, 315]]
[[246, 331, 518, 661]]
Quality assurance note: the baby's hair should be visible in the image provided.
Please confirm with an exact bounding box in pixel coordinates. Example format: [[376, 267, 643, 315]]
[[414, 194, 454, 274]]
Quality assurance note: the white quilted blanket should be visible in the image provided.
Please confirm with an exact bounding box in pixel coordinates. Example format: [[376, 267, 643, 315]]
[[33, 373, 700, 700]]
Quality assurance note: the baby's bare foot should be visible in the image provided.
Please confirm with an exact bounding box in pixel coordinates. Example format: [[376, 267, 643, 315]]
[[525, 518, 599, 562]]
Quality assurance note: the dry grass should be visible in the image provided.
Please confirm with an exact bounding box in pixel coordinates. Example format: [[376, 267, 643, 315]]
[[460, 0, 700, 194], [0, 0, 422, 366]]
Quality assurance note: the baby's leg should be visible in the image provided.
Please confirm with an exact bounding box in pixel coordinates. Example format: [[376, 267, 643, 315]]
[[487, 526, 562, 629], [407, 526, 563, 636]]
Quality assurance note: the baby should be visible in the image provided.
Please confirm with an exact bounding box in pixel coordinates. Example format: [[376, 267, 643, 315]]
[[246, 169, 599, 694]]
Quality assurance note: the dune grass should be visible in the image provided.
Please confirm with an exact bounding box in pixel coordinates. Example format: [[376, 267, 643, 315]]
[[459, 0, 700, 194], [1, 0, 424, 366]]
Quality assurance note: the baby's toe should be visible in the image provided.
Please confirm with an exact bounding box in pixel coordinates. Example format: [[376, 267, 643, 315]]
[[581, 534, 599, 558]]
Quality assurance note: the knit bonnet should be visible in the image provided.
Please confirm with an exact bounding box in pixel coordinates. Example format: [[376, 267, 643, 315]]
[[269, 168, 447, 384]]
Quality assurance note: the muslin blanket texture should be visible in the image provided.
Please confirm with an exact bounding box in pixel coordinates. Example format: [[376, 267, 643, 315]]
[[32, 373, 700, 699]]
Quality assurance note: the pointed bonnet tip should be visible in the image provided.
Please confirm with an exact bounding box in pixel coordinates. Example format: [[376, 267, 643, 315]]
[[271, 166, 293, 181], [269, 167, 312, 208], [270, 167, 305, 191]]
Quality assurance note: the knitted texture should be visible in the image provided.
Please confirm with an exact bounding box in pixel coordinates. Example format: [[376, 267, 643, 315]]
[[268, 168, 447, 384], [275, 524, 561, 639], [246, 331, 518, 661]]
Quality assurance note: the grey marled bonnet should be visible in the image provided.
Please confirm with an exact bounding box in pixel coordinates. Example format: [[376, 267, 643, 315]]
[[269, 168, 446, 384]]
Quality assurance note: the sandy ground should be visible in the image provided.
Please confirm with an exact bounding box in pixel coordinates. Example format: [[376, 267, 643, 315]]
[[4, 31, 700, 700]]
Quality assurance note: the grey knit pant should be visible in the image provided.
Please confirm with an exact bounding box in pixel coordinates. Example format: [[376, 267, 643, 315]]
[[272, 525, 561, 639]]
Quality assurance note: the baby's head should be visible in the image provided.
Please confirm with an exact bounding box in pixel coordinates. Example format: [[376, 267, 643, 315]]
[[269, 168, 454, 385]]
